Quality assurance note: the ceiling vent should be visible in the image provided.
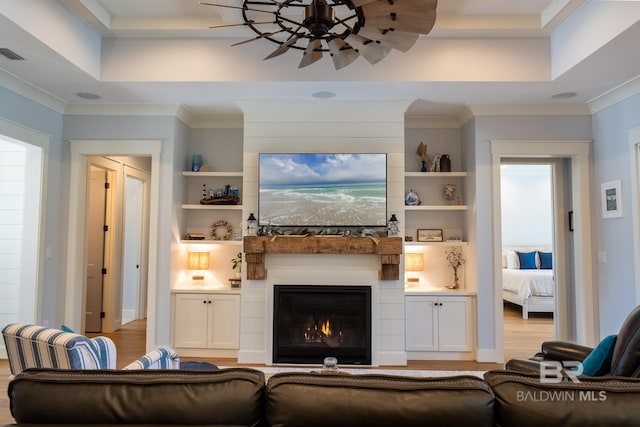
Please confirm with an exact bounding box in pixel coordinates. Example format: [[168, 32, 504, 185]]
[[0, 48, 25, 60]]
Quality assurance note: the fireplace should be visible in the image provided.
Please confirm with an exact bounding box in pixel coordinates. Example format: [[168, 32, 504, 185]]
[[273, 285, 372, 365]]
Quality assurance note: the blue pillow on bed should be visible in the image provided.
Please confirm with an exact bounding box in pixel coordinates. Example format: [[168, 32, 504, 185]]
[[538, 251, 553, 269], [516, 251, 537, 269]]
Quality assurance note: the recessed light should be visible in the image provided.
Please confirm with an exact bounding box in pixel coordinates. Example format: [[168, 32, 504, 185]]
[[551, 91, 577, 100], [76, 92, 101, 100], [312, 91, 336, 99]]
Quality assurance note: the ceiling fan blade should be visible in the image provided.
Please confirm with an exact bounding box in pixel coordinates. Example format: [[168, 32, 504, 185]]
[[344, 34, 391, 65], [356, 27, 418, 52], [208, 21, 274, 29], [264, 35, 301, 60], [231, 30, 285, 46], [327, 38, 360, 70], [200, 2, 276, 15], [298, 39, 323, 69], [361, 0, 437, 35]]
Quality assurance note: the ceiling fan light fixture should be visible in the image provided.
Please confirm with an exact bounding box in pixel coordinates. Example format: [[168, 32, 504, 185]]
[[304, 0, 336, 37]]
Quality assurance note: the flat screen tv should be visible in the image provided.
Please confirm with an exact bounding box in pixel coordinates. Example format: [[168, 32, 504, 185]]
[[258, 153, 387, 227]]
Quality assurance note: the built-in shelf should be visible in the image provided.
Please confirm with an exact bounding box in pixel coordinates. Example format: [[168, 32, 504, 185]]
[[243, 236, 403, 281], [180, 240, 242, 245], [405, 172, 467, 178], [182, 171, 243, 177], [181, 204, 243, 210], [404, 241, 468, 247], [405, 205, 468, 211]]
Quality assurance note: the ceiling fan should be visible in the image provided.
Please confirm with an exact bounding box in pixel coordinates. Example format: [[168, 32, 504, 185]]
[[201, 0, 438, 70]]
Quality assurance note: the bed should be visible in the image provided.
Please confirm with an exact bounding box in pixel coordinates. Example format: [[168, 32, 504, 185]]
[[502, 248, 555, 319]]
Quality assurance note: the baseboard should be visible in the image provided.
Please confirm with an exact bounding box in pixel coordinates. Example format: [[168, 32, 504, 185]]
[[375, 351, 407, 366], [238, 350, 267, 365], [476, 348, 503, 363]]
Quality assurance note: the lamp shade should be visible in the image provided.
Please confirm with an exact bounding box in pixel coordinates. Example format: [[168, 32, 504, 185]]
[[188, 251, 209, 280], [405, 253, 424, 272]]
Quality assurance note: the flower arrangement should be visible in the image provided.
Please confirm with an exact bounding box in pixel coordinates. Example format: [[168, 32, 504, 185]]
[[445, 247, 465, 289]]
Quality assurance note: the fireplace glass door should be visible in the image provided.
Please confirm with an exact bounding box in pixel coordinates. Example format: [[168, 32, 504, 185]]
[[273, 285, 371, 365]]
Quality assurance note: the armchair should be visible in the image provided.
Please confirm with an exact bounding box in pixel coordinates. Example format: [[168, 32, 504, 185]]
[[2, 323, 180, 375], [506, 305, 640, 377]]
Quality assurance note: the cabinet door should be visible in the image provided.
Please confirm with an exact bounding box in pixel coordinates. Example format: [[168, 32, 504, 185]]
[[173, 293, 209, 348], [438, 296, 472, 352], [405, 296, 438, 352], [207, 294, 241, 349]]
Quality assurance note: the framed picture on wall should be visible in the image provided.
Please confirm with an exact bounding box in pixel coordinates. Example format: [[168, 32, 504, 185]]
[[601, 180, 623, 219], [417, 229, 444, 242]]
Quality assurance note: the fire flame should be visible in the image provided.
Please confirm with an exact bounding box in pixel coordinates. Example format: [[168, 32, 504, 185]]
[[321, 319, 331, 337]]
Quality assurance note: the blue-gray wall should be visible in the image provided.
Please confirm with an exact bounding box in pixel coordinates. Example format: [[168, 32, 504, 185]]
[[592, 93, 640, 336]]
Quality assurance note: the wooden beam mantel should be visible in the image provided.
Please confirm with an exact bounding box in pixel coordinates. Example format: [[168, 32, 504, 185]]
[[243, 236, 403, 281]]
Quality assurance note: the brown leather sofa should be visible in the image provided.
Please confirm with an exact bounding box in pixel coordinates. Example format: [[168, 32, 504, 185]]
[[5, 367, 640, 426]]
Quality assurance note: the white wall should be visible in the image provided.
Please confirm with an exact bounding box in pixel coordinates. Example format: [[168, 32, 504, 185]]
[[0, 139, 26, 329], [500, 164, 553, 247], [237, 100, 409, 366]]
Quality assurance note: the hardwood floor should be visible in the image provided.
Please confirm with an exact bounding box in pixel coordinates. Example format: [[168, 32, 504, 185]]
[[0, 306, 553, 424]]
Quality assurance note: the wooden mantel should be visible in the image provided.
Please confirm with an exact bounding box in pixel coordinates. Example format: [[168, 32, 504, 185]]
[[243, 236, 403, 281]]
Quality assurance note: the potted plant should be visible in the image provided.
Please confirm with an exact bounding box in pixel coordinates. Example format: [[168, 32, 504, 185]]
[[231, 252, 242, 278]]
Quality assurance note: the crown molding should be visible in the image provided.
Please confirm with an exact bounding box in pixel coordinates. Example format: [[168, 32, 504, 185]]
[[587, 75, 640, 114], [175, 105, 243, 128], [464, 103, 591, 117], [0, 70, 66, 114], [64, 103, 182, 116], [404, 116, 461, 129]]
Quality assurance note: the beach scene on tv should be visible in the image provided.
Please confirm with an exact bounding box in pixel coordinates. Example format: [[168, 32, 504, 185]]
[[259, 153, 387, 227]]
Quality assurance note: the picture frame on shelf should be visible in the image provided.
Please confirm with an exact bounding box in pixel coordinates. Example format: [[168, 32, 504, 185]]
[[417, 228, 443, 242], [601, 180, 623, 219]]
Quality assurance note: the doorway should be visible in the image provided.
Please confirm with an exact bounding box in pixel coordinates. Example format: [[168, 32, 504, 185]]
[[500, 162, 557, 359], [491, 139, 596, 362], [83, 157, 152, 333], [66, 140, 160, 351], [0, 119, 47, 358]]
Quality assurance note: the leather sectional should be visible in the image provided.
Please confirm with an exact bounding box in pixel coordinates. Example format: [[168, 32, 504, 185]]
[[5, 367, 640, 426]]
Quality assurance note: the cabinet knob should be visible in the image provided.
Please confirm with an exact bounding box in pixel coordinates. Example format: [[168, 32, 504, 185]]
[[203, 300, 207, 304]]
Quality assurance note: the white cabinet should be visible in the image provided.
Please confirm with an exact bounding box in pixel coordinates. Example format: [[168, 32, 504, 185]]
[[405, 294, 474, 355], [173, 292, 240, 354]]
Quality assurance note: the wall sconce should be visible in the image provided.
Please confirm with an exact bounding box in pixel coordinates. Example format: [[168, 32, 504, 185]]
[[404, 252, 424, 284], [188, 251, 210, 280]]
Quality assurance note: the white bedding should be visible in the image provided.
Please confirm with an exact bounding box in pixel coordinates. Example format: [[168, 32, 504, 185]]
[[502, 268, 554, 300]]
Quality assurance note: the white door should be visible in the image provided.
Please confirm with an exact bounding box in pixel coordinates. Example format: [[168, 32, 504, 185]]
[[85, 166, 108, 332], [438, 296, 472, 352], [122, 174, 144, 324], [173, 293, 209, 348], [207, 294, 241, 349], [405, 296, 438, 352]]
